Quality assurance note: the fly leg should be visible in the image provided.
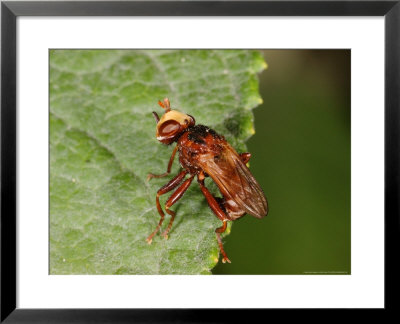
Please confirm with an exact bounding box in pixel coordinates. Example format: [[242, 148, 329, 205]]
[[215, 221, 229, 263], [161, 175, 195, 239], [147, 145, 178, 180], [146, 170, 187, 244], [197, 173, 232, 263], [240, 152, 251, 164]]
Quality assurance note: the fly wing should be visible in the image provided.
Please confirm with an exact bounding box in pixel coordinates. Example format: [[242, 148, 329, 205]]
[[197, 144, 268, 218]]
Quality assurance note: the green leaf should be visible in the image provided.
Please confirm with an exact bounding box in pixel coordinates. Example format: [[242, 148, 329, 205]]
[[50, 49, 266, 274]]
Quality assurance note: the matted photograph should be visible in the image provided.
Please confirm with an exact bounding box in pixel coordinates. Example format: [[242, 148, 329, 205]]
[[3, 1, 395, 317]]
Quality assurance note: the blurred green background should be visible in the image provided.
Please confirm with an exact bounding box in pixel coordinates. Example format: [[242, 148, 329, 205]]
[[213, 50, 351, 275]]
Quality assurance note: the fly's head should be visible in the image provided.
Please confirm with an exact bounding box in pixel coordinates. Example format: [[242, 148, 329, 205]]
[[152, 98, 195, 144]]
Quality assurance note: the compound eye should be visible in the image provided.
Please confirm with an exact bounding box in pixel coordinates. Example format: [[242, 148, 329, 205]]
[[159, 120, 181, 136], [188, 115, 195, 125]]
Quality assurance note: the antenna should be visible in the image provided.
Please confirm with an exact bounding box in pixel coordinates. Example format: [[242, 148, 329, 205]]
[[158, 98, 171, 112]]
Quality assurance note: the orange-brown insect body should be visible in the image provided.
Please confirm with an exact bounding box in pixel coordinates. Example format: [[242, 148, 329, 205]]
[[147, 98, 268, 263], [178, 125, 222, 175]]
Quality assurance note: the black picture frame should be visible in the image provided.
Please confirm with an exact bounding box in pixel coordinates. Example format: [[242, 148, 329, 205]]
[[1, 0, 399, 322]]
